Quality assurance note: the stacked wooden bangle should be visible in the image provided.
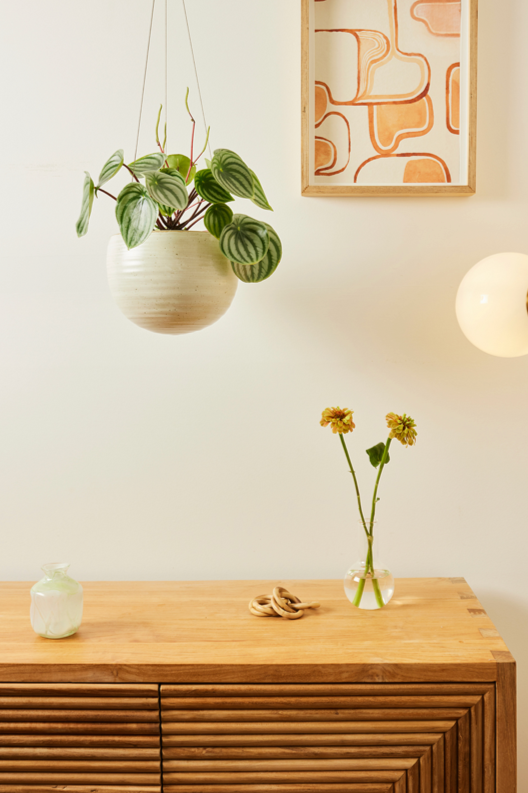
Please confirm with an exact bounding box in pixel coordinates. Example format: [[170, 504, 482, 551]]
[[249, 587, 321, 620]]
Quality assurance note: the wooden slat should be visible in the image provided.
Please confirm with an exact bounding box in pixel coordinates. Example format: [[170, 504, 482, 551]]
[[444, 724, 457, 793], [0, 698, 158, 710], [419, 746, 431, 793], [0, 760, 160, 772], [0, 710, 158, 722], [0, 788, 160, 793], [394, 773, 407, 793], [483, 687, 495, 793], [0, 774, 160, 784], [0, 722, 159, 735], [471, 697, 483, 793], [163, 758, 416, 771], [164, 786, 393, 793], [432, 733, 444, 793], [164, 771, 404, 784], [0, 734, 160, 747], [496, 662, 516, 793], [160, 684, 494, 697], [0, 747, 159, 759], [162, 746, 428, 760], [457, 710, 470, 793], [407, 760, 419, 793], [162, 709, 467, 722], [161, 721, 456, 735], [161, 733, 442, 747], [161, 696, 480, 710], [0, 685, 158, 697]]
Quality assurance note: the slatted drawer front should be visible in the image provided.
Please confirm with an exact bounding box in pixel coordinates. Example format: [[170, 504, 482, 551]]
[[161, 683, 496, 793], [0, 683, 161, 793]]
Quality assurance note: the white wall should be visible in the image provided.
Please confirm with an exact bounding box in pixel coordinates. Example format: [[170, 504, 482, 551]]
[[1, 0, 527, 778]]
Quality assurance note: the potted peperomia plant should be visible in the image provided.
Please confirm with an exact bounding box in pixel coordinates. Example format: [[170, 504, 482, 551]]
[[76, 94, 282, 335]]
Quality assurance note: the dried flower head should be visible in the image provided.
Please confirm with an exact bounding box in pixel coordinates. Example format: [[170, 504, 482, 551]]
[[320, 407, 355, 435], [386, 413, 417, 447]]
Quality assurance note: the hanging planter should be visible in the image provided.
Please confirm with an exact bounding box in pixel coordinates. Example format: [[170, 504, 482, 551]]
[[107, 230, 238, 335], [75, 2, 283, 336]]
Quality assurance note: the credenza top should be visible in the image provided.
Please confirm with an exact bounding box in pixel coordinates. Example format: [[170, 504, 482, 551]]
[[0, 578, 513, 683]]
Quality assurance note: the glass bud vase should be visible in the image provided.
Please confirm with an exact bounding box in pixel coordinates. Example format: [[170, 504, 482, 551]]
[[30, 563, 83, 639], [344, 522, 395, 610]]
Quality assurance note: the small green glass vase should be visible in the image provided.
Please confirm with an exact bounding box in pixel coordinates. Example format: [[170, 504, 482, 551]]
[[30, 563, 83, 639]]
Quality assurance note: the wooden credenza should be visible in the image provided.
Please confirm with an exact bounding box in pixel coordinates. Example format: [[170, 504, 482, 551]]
[[0, 578, 516, 792]]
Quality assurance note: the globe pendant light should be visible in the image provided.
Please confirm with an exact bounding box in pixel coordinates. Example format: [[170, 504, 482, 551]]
[[456, 252, 528, 357]]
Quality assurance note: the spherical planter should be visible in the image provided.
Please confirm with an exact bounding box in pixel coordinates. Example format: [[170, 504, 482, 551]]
[[106, 230, 238, 335]]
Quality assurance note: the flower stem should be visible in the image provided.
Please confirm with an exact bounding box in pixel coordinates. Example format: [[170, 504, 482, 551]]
[[369, 437, 392, 529], [339, 434, 368, 532], [366, 437, 392, 609]]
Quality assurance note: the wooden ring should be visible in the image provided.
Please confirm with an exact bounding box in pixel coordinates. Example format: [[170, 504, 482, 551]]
[[249, 587, 320, 620], [271, 596, 304, 620], [291, 601, 321, 610], [273, 587, 299, 613], [249, 595, 279, 617]]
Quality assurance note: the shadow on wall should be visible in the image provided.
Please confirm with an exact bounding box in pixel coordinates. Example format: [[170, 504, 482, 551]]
[[478, 590, 526, 783]]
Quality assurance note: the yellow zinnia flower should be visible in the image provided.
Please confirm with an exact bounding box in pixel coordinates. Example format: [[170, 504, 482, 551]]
[[386, 412, 417, 447], [320, 407, 355, 435]]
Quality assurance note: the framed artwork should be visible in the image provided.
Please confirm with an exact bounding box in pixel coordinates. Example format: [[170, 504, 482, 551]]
[[301, 0, 478, 196]]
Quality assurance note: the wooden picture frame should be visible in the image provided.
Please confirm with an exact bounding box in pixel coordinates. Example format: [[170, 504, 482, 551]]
[[301, 0, 478, 196]]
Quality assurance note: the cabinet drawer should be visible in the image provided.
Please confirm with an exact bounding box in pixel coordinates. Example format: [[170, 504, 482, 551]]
[[0, 683, 161, 792], [161, 683, 496, 792]]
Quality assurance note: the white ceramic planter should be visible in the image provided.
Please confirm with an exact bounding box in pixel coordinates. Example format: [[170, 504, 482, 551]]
[[107, 230, 238, 335]]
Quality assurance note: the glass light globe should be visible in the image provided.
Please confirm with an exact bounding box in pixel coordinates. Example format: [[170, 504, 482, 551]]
[[456, 252, 528, 357]]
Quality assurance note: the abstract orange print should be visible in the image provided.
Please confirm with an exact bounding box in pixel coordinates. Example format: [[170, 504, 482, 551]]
[[368, 95, 434, 154], [312, 0, 465, 186], [446, 63, 460, 133], [411, 0, 461, 37]]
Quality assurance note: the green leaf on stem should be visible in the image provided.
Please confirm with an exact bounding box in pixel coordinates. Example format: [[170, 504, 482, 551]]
[[97, 149, 124, 188], [166, 154, 196, 184], [158, 203, 175, 217], [194, 169, 234, 204], [75, 172, 95, 237], [250, 170, 273, 211], [204, 203, 233, 239], [366, 442, 390, 468], [230, 223, 282, 283], [145, 170, 189, 210], [211, 149, 254, 199], [220, 214, 270, 265], [205, 158, 212, 169], [115, 183, 158, 249], [128, 151, 166, 175]]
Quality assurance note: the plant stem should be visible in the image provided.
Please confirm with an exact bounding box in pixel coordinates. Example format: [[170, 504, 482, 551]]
[[365, 437, 392, 609], [184, 211, 209, 230], [123, 164, 139, 183], [338, 433, 377, 608], [352, 536, 373, 607], [178, 201, 210, 230], [369, 437, 392, 529], [339, 434, 368, 532], [97, 188, 117, 201]]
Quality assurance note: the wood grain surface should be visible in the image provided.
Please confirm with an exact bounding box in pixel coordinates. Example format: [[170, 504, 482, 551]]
[[0, 579, 511, 683], [0, 684, 161, 791], [160, 682, 497, 792], [0, 578, 516, 789]]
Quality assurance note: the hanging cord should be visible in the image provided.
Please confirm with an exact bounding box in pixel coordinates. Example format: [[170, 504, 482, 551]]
[[181, 0, 212, 158], [164, 0, 168, 145], [135, 0, 157, 160]]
